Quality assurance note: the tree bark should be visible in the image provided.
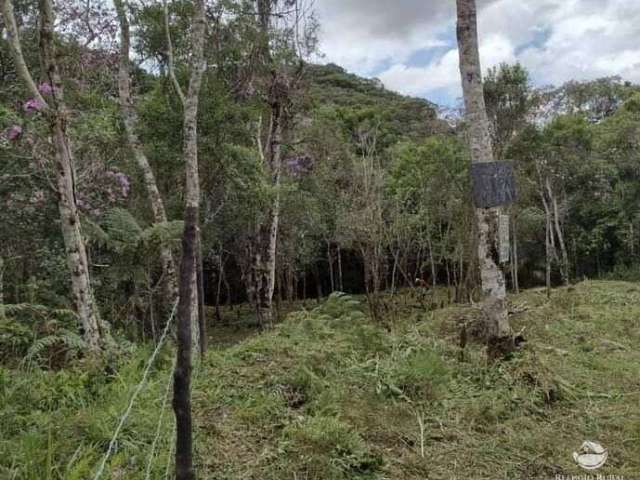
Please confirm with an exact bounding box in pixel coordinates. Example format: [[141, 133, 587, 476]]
[[173, 0, 206, 478], [547, 179, 570, 286], [337, 245, 343, 291], [327, 241, 335, 292], [546, 210, 552, 298], [173, 206, 196, 480], [114, 0, 177, 307], [511, 214, 520, 294], [196, 230, 207, 356], [456, 0, 513, 360], [0, 257, 4, 320]]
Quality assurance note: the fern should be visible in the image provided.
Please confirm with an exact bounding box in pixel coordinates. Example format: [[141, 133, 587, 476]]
[[313, 292, 366, 322], [103, 208, 144, 253], [26, 330, 87, 362], [139, 220, 184, 249]]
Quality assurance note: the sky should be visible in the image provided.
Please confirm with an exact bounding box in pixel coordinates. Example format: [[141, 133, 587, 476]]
[[313, 0, 640, 106]]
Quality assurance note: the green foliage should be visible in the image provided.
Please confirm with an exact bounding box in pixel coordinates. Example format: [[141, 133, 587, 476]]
[[25, 330, 87, 364], [0, 304, 80, 366], [311, 292, 366, 323], [284, 415, 383, 478], [382, 349, 449, 401], [2, 282, 640, 478]]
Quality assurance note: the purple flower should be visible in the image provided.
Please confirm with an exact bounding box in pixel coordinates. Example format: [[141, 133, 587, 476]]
[[115, 172, 130, 197], [6, 125, 23, 141], [285, 155, 314, 178], [24, 98, 45, 113], [106, 170, 131, 198], [38, 83, 54, 95]]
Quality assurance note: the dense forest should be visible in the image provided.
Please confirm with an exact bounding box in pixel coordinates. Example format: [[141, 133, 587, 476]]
[[1, 0, 640, 478]]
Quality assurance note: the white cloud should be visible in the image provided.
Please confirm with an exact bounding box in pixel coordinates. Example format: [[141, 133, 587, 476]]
[[315, 0, 640, 104], [378, 34, 515, 98]]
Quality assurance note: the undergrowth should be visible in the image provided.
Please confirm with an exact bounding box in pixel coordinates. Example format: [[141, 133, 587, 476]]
[[1, 282, 639, 479]]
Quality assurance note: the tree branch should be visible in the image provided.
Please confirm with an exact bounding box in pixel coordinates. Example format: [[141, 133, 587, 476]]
[[163, 0, 185, 106], [1, 0, 48, 109]]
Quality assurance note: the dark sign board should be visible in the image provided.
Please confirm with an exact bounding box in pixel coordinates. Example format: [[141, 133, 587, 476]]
[[470, 161, 517, 208]]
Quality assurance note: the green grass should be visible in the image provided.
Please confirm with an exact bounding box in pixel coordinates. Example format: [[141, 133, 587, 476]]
[[1, 281, 640, 479]]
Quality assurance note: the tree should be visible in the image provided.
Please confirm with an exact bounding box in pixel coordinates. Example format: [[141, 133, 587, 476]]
[[1, 0, 109, 352], [244, 0, 313, 327], [484, 63, 533, 160], [169, 0, 207, 478], [456, 0, 513, 359], [113, 0, 177, 312]]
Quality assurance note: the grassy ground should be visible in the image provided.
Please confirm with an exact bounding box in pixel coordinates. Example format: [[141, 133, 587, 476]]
[[1, 281, 639, 479]]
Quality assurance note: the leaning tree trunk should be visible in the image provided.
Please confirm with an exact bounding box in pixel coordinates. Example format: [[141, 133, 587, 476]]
[[114, 0, 177, 307], [456, 0, 513, 360], [2, 0, 107, 351], [172, 0, 206, 478]]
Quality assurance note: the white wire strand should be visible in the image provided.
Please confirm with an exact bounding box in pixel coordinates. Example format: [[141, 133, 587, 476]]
[[93, 301, 178, 480], [144, 356, 176, 480]]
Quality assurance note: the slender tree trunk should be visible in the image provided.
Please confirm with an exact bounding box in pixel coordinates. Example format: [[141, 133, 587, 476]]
[[546, 212, 552, 298], [114, 0, 177, 307], [511, 214, 520, 294], [0, 257, 4, 320], [215, 251, 224, 323], [313, 263, 322, 302], [427, 229, 437, 287], [173, 207, 196, 480], [173, 0, 206, 478], [547, 179, 569, 286], [42, 0, 107, 350], [196, 230, 207, 356], [456, 0, 512, 360], [337, 246, 343, 291], [391, 249, 399, 294], [327, 241, 335, 293], [251, 109, 284, 327]]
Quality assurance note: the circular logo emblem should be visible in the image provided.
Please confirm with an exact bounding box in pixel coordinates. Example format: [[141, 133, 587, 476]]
[[573, 441, 608, 470]]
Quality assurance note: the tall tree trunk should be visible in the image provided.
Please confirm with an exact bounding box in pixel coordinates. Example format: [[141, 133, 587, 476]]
[[114, 0, 177, 307], [250, 107, 284, 327], [427, 228, 437, 287], [546, 179, 570, 286], [196, 230, 207, 356], [313, 263, 322, 302], [46, 0, 108, 350], [3, 0, 108, 351], [337, 245, 343, 291], [391, 249, 399, 294], [215, 249, 224, 323], [511, 214, 520, 294], [546, 211, 552, 298], [0, 257, 4, 320], [172, 0, 206, 478], [456, 0, 512, 360], [327, 241, 335, 293]]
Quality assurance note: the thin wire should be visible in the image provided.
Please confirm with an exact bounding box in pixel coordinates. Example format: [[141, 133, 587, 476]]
[[144, 356, 176, 480], [164, 423, 176, 480], [93, 301, 178, 480]]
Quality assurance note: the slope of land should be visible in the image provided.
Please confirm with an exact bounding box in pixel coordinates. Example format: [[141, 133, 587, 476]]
[[1, 281, 639, 479], [306, 63, 451, 144]]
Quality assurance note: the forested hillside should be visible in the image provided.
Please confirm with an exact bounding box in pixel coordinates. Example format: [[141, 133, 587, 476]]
[[1, 0, 640, 478]]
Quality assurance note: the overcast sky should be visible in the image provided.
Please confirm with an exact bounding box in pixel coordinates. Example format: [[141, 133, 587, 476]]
[[313, 0, 640, 106]]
